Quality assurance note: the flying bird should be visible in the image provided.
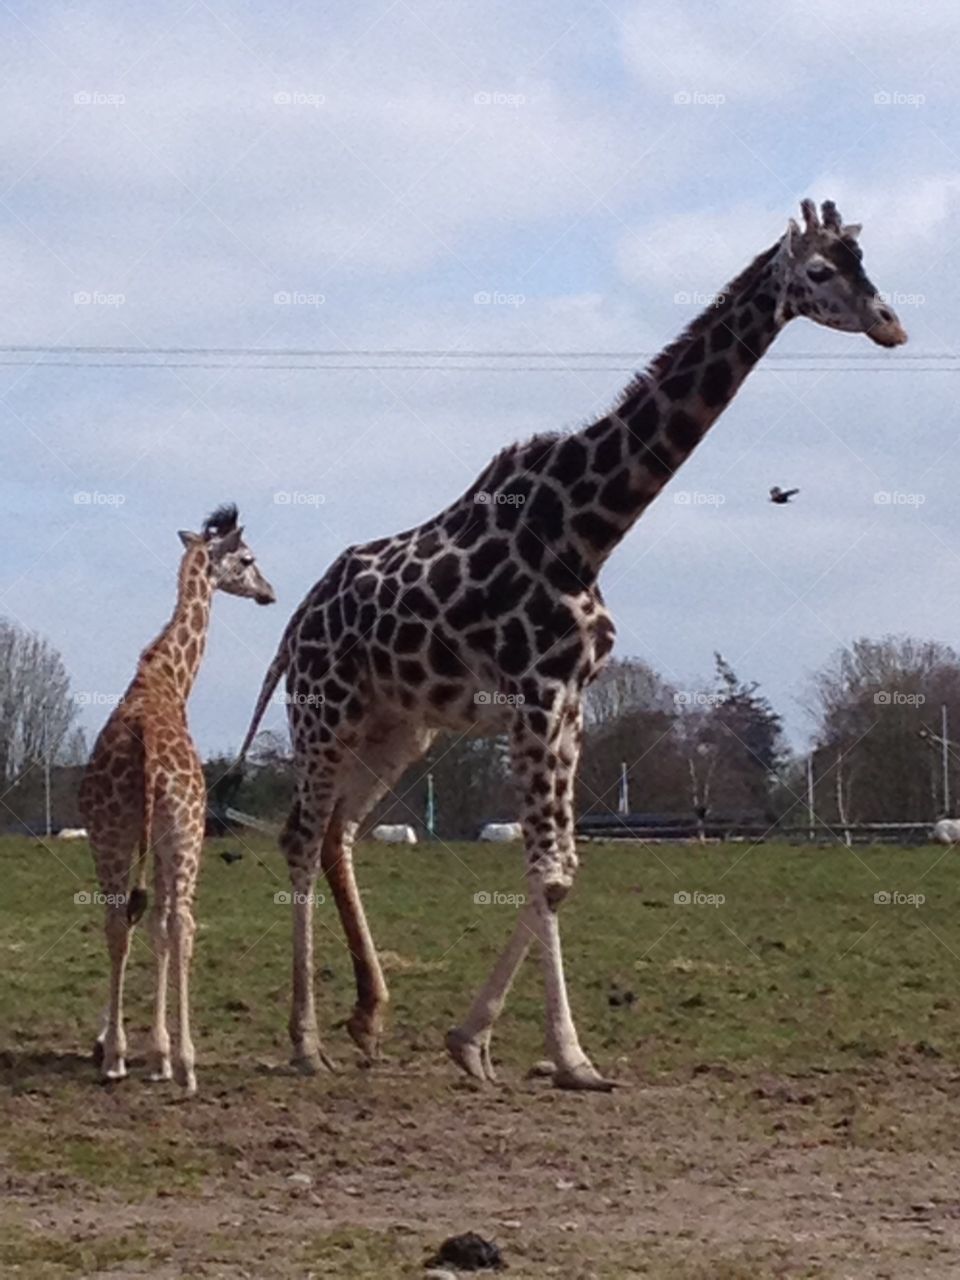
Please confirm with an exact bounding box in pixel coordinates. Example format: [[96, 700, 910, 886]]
[[769, 486, 799, 505]]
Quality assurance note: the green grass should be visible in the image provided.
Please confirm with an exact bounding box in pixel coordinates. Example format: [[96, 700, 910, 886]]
[[2, 834, 958, 1077], [3, 834, 960, 1278]]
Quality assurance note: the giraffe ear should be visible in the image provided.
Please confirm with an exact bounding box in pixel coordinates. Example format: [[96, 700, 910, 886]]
[[178, 530, 200, 548], [212, 526, 243, 554], [842, 222, 862, 241]]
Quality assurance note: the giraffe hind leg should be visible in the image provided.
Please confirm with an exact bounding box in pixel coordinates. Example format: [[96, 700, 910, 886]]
[[89, 836, 136, 1082], [280, 797, 338, 1075], [321, 718, 436, 1063], [147, 878, 172, 1082]]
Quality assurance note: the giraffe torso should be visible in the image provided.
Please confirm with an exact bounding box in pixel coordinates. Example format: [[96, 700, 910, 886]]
[[284, 437, 618, 744], [79, 685, 203, 841]]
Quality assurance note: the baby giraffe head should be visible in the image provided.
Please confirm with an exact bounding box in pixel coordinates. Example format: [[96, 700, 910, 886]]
[[778, 198, 907, 348], [178, 503, 276, 605]]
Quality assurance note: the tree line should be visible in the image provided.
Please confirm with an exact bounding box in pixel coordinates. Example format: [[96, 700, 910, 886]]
[[4, 611, 960, 839]]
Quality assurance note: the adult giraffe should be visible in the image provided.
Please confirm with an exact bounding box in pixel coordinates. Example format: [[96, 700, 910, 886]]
[[239, 199, 906, 1089]]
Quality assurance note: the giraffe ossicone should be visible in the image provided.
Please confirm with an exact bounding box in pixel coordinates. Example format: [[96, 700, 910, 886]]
[[239, 198, 906, 1088], [80, 504, 275, 1094]]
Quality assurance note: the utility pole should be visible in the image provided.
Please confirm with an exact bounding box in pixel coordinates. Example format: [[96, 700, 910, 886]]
[[618, 761, 629, 816], [943, 704, 951, 816], [41, 705, 53, 838], [425, 771, 436, 838], [806, 752, 815, 842]]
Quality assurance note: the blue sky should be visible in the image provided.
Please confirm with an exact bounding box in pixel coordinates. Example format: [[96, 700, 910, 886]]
[[3, 0, 960, 755]]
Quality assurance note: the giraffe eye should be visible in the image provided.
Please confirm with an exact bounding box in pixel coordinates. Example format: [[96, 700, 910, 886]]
[[240, 555, 254, 567], [807, 265, 835, 284]]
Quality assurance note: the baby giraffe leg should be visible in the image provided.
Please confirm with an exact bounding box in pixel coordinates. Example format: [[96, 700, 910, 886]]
[[99, 897, 133, 1081], [147, 884, 172, 1082], [168, 882, 197, 1094]]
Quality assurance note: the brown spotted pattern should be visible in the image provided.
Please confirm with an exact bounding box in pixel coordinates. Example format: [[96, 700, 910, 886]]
[[78, 506, 275, 1093], [238, 200, 905, 1086]]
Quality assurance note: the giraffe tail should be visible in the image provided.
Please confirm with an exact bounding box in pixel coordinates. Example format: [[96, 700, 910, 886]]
[[127, 722, 157, 925], [234, 616, 296, 770]]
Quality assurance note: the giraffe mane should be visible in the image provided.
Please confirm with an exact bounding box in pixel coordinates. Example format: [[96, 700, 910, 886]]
[[201, 502, 239, 540], [616, 241, 781, 405]]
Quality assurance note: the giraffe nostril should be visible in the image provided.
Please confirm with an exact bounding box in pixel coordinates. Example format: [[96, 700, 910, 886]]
[[878, 307, 893, 323]]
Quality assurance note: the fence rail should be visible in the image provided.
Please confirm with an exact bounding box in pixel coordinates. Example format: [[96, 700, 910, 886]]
[[576, 814, 940, 844]]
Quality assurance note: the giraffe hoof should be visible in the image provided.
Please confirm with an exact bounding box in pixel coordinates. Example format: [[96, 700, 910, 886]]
[[291, 1050, 337, 1076], [148, 1061, 173, 1083], [553, 1063, 617, 1092], [445, 1028, 495, 1083], [101, 1062, 128, 1083], [173, 1063, 197, 1094], [344, 1011, 383, 1062]]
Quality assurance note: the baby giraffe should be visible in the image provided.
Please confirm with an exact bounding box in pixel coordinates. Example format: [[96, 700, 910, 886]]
[[79, 505, 275, 1093]]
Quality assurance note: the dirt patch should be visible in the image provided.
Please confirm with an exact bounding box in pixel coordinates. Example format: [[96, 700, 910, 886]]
[[4, 1054, 960, 1278]]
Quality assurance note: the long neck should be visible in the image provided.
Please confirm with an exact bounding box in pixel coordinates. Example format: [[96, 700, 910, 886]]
[[133, 548, 213, 702], [564, 240, 788, 573]]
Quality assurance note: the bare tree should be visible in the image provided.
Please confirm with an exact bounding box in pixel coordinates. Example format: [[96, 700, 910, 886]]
[[0, 619, 78, 791], [808, 635, 960, 822]]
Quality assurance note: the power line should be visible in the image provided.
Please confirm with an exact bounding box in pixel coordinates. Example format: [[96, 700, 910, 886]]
[[0, 344, 958, 361], [0, 359, 954, 373]]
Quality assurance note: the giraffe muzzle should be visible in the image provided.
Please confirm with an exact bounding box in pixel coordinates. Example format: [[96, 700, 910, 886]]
[[867, 302, 907, 348]]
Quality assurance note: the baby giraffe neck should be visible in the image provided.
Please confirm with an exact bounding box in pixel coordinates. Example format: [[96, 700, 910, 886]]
[[134, 550, 213, 701]]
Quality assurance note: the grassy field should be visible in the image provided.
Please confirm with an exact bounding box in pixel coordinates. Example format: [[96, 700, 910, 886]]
[[2, 833, 960, 1277]]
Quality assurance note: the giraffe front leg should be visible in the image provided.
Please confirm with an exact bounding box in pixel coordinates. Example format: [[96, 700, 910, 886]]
[[524, 697, 616, 1091], [529, 879, 615, 1092]]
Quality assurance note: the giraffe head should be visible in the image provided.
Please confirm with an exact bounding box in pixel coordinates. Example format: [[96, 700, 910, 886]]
[[777, 199, 907, 348], [178, 504, 276, 605]]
